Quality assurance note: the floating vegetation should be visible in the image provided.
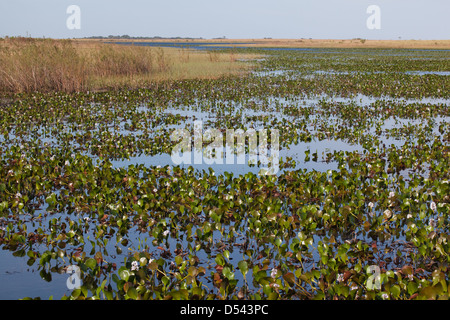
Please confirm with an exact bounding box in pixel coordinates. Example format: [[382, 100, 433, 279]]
[[0, 46, 449, 300]]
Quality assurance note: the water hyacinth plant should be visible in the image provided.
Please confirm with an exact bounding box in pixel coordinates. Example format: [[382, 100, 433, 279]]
[[0, 42, 448, 300]]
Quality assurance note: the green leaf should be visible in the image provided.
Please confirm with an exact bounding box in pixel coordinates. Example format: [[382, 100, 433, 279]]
[[162, 276, 170, 287], [215, 254, 225, 266], [408, 281, 419, 295], [420, 286, 437, 300], [222, 267, 234, 280], [148, 261, 158, 271], [85, 258, 97, 270], [238, 260, 248, 276], [127, 287, 138, 299], [283, 272, 296, 285], [71, 288, 81, 299], [119, 267, 131, 281], [188, 266, 198, 277], [104, 290, 113, 300], [203, 222, 211, 234], [390, 284, 400, 298], [39, 251, 51, 265], [0, 201, 8, 212], [45, 193, 57, 206], [175, 255, 183, 266], [274, 238, 282, 247]]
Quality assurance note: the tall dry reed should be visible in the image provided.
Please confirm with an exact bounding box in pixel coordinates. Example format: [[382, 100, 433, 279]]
[[0, 38, 255, 94], [0, 38, 86, 93]]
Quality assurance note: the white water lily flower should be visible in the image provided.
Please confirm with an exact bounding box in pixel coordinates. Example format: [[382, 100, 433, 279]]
[[430, 201, 437, 211], [162, 230, 169, 237], [389, 191, 395, 198], [271, 268, 278, 279], [131, 261, 139, 271], [429, 218, 437, 228], [381, 293, 389, 300], [383, 209, 392, 219], [368, 202, 374, 209]]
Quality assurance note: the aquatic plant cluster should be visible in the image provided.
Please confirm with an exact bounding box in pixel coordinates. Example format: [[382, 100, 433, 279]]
[[0, 47, 449, 300]]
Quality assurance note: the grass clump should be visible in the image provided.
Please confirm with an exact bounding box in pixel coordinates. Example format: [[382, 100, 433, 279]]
[[0, 37, 255, 94], [0, 38, 86, 93]]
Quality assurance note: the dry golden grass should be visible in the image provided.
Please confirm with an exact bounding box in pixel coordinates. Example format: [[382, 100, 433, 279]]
[[241, 38, 450, 49], [88, 45, 256, 90], [113, 38, 450, 49], [0, 37, 258, 94], [0, 38, 86, 93]]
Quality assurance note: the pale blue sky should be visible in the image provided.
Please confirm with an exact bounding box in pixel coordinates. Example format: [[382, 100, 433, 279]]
[[0, 0, 448, 39]]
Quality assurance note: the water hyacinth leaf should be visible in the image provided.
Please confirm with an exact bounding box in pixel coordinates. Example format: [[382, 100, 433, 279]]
[[85, 258, 97, 270], [148, 260, 159, 271], [39, 251, 52, 265], [215, 254, 225, 266], [162, 276, 170, 287], [188, 266, 198, 277], [175, 255, 183, 266], [282, 272, 296, 286], [127, 287, 138, 299], [119, 267, 131, 281], [45, 193, 57, 207], [0, 201, 8, 212], [420, 286, 438, 300], [407, 281, 418, 296], [222, 267, 234, 280], [238, 260, 248, 277], [390, 285, 401, 298]]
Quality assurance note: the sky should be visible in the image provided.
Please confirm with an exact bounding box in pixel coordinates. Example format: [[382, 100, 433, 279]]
[[0, 0, 449, 40]]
